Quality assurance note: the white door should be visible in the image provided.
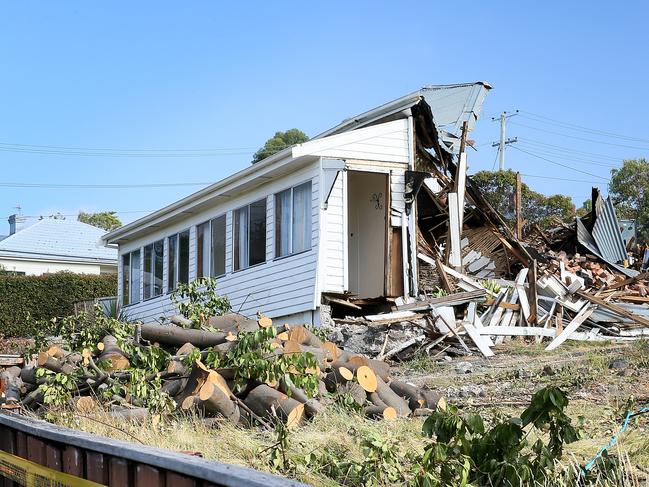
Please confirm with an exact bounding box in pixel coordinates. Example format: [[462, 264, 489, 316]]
[[347, 171, 387, 297]]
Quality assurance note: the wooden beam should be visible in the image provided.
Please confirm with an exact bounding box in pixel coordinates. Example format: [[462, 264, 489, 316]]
[[491, 230, 530, 266], [545, 304, 594, 351], [479, 326, 557, 338], [605, 271, 649, 291], [577, 291, 649, 328], [484, 300, 520, 311], [515, 172, 522, 240], [435, 257, 456, 294], [529, 259, 538, 325]]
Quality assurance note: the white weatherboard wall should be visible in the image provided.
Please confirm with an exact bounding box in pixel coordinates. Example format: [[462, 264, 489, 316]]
[[120, 163, 320, 324], [321, 171, 346, 293]]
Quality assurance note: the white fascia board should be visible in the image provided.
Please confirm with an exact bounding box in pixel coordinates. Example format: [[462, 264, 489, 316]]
[[292, 119, 408, 158]]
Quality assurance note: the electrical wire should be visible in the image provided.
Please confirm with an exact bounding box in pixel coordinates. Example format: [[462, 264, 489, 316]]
[[519, 110, 649, 144], [0, 209, 154, 220], [0, 181, 212, 189], [515, 143, 620, 168], [510, 145, 609, 181], [509, 121, 649, 151], [519, 138, 623, 162], [519, 173, 605, 184]]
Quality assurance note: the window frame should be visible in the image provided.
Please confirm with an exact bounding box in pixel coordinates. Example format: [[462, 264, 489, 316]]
[[274, 180, 312, 259], [233, 198, 267, 272], [196, 215, 227, 279], [167, 229, 190, 292], [143, 239, 164, 301], [122, 249, 141, 306]]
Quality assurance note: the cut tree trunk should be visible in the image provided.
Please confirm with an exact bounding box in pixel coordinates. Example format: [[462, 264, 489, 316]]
[[198, 382, 239, 424], [278, 375, 324, 417], [364, 405, 397, 420], [140, 323, 228, 348], [244, 384, 305, 428], [374, 377, 410, 417], [37, 352, 76, 375], [388, 380, 426, 411]]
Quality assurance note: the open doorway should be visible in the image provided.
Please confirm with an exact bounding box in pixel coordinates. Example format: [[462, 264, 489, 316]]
[[347, 171, 388, 298]]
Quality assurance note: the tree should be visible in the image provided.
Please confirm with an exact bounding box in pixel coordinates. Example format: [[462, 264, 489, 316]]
[[576, 199, 592, 217], [78, 211, 122, 231], [472, 170, 575, 231], [252, 129, 309, 164], [609, 158, 649, 242]]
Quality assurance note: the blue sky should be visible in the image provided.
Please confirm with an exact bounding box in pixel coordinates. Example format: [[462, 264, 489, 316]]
[[1, 1, 648, 230]]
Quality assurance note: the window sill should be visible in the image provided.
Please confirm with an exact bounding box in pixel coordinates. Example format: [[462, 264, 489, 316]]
[[273, 248, 313, 262], [142, 294, 164, 303], [232, 260, 267, 274]]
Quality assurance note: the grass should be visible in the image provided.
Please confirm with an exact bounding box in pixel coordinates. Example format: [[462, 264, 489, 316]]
[[39, 340, 649, 486]]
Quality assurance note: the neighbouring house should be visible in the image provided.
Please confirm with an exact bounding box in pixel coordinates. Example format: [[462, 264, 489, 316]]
[[0, 216, 118, 275], [103, 82, 492, 324]]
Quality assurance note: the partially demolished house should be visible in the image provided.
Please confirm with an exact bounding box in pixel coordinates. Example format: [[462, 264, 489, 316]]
[[103, 82, 495, 324], [105, 82, 649, 359]]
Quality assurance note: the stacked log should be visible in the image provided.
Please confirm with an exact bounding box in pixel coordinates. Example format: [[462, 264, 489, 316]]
[[2, 313, 446, 427]]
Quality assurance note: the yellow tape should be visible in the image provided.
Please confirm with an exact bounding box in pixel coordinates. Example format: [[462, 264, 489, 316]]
[[0, 449, 105, 487]]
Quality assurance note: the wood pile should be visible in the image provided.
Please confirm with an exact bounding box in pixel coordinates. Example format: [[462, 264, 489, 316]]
[[0, 314, 445, 426]]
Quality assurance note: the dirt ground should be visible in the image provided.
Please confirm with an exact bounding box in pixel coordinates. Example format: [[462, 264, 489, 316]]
[[397, 339, 649, 469]]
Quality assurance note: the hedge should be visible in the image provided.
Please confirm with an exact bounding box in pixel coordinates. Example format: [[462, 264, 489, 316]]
[[0, 272, 117, 337]]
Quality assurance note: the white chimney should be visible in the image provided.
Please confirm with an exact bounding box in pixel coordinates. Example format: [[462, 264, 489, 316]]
[[8, 214, 27, 235]]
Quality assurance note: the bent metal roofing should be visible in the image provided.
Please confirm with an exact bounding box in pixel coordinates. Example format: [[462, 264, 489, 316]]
[[0, 218, 117, 264]]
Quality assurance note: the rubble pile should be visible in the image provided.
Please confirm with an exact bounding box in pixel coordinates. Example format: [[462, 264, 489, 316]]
[[327, 135, 649, 361], [0, 315, 445, 424]]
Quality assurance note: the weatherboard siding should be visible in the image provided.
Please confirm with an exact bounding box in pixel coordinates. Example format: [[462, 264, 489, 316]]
[[321, 170, 346, 293], [119, 163, 321, 323]]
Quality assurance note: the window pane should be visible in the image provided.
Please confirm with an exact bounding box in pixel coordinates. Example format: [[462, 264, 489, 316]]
[[249, 199, 267, 266], [293, 181, 312, 253], [234, 207, 248, 270], [122, 254, 130, 306], [154, 240, 164, 296], [130, 250, 141, 304], [178, 230, 190, 284], [168, 235, 177, 290], [197, 222, 210, 278], [211, 215, 226, 276], [275, 189, 291, 257], [143, 244, 153, 299]]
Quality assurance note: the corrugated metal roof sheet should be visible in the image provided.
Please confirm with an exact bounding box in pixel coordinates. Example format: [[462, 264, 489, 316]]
[[576, 218, 637, 278], [592, 195, 627, 264], [317, 82, 492, 154], [0, 218, 117, 263]]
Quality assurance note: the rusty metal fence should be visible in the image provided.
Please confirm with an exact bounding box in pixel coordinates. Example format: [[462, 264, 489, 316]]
[[0, 412, 307, 487]]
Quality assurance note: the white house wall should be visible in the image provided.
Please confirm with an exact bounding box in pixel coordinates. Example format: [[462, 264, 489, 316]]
[[321, 170, 346, 293], [119, 163, 320, 323]]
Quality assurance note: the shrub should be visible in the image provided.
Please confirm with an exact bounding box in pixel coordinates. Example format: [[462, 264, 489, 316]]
[[0, 272, 117, 336]]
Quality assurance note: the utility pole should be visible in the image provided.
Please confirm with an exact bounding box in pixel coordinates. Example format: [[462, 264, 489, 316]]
[[491, 110, 519, 171]]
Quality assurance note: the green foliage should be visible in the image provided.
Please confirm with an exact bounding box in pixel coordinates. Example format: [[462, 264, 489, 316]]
[[302, 432, 408, 486], [252, 128, 309, 164], [77, 211, 122, 231], [0, 272, 117, 337], [171, 277, 230, 328], [480, 279, 503, 295], [472, 170, 575, 230], [609, 158, 649, 242], [37, 369, 79, 408], [417, 386, 580, 486], [210, 326, 320, 398]]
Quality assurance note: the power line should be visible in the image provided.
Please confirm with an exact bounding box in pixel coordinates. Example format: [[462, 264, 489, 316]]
[[510, 145, 609, 181], [0, 181, 212, 189], [509, 121, 649, 151], [519, 110, 649, 144], [0, 141, 256, 153], [0, 146, 254, 158], [519, 138, 623, 162], [515, 143, 620, 168], [0, 209, 154, 220], [519, 173, 605, 184]]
